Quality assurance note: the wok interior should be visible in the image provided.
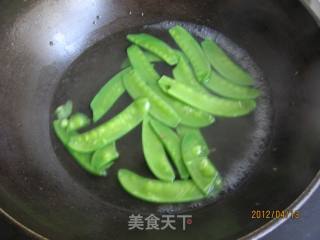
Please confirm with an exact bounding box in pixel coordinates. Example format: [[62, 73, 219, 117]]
[[0, 0, 319, 239]]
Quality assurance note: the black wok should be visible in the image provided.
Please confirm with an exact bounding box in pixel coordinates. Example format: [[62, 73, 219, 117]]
[[0, 0, 320, 239]]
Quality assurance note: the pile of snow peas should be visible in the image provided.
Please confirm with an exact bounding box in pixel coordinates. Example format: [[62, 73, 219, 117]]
[[53, 25, 260, 203]]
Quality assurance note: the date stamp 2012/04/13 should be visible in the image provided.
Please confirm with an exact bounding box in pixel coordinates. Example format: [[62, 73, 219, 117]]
[[251, 210, 300, 219]]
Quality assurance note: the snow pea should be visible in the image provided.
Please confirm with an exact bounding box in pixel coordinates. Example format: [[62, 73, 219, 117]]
[[91, 143, 119, 173], [177, 125, 209, 157], [203, 70, 260, 100], [121, 51, 161, 69], [90, 68, 131, 123], [201, 38, 254, 86], [150, 118, 189, 179], [118, 169, 205, 203], [66, 113, 90, 132], [182, 131, 222, 195], [169, 25, 211, 82], [142, 117, 175, 182], [159, 76, 257, 117], [127, 33, 179, 65], [170, 101, 215, 128], [68, 98, 151, 153], [53, 120, 106, 176], [123, 70, 180, 128], [173, 51, 209, 95], [151, 83, 214, 128], [127, 45, 160, 83], [55, 100, 73, 120], [126, 45, 213, 127]]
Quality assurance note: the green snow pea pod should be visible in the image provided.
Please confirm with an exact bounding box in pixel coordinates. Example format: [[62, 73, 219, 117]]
[[173, 51, 209, 95], [201, 38, 254, 86], [142, 117, 175, 182], [121, 51, 162, 69], [127, 33, 179, 65], [127, 45, 160, 83], [150, 118, 189, 179], [169, 25, 211, 82], [159, 76, 257, 117], [66, 113, 91, 132], [68, 98, 151, 153], [118, 169, 205, 203], [150, 82, 214, 128], [91, 143, 119, 173], [182, 132, 222, 195], [127, 46, 213, 127], [177, 125, 210, 157], [90, 68, 131, 122], [53, 120, 106, 176], [170, 101, 215, 128], [55, 100, 73, 120], [203, 70, 260, 100], [123, 70, 180, 128]]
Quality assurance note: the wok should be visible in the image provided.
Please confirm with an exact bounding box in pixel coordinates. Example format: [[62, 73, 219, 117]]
[[0, 0, 320, 239]]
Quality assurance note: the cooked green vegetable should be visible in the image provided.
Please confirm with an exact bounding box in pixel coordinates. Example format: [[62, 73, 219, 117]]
[[150, 118, 189, 179], [159, 76, 256, 117], [127, 45, 160, 83], [177, 125, 210, 157], [126, 45, 214, 128], [150, 82, 214, 128], [55, 100, 73, 120], [90, 68, 130, 123], [50, 25, 266, 203], [201, 38, 254, 86], [127, 33, 179, 65], [169, 25, 211, 82], [53, 120, 106, 176], [68, 98, 151, 153], [66, 113, 91, 132], [142, 117, 175, 182], [203, 70, 260, 100], [118, 169, 205, 203], [123, 70, 180, 128], [121, 51, 161, 69], [91, 143, 119, 173], [173, 51, 209, 94], [182, 132, 222, 195]]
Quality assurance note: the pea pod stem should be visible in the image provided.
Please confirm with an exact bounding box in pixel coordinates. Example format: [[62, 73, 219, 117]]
[[55, 100, 73, 120], [68, 98, 151, 153], [90, 68, 130, 123], [118, 169, 205, 203], [127, 33, 178, 65], [66, 113, 91, 133], [159, 76, 256, 117], [142, 117, 175, 182], [201, 38, 254, 86], [150, 118, 189, 179]]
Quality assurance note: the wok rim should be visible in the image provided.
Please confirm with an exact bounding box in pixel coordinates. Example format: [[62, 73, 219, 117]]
[[1, 171, 319, 240]]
